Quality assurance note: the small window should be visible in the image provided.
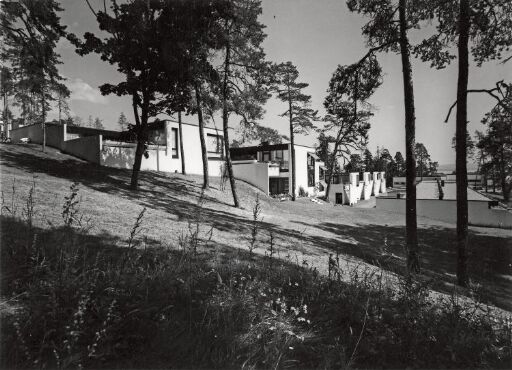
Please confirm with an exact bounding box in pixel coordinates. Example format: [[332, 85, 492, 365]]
[[207, 133, 224, 156], [262, 151, 270, 162], [171, 128, 178, 158]]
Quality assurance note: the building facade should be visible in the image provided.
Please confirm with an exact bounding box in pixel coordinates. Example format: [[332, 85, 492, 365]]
[[230, 143, 325, 197]]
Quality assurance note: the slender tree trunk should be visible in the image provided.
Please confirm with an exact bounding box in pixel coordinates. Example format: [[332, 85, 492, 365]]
[[399, 0, 420, 273], [455, 0, 470, 287], [288, 94, 296, 201], [42, 92, 46, 152], [325, 139, 341, 202], [194, 82, 209, 190], [499, 149, 509, 202], [130, 93, 146, 190], [222, 45, 240, 207], [178, 111, 186, 175]]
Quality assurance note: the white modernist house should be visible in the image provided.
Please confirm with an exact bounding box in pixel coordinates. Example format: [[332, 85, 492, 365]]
[[9, 119, 225, 177], [230, 143, 325, 197], [327, 171, 387, 205]]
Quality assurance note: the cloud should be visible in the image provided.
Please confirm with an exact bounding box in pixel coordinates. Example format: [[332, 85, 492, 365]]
[[67, 78, 108, 104]]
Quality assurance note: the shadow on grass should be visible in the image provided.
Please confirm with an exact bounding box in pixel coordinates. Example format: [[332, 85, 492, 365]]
[[291, 219, 512, 312]]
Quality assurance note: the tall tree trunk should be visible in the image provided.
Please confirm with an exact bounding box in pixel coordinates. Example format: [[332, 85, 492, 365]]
[[222, 45, 240, 207], [499, 149, 509, 202], [455, 0, 470, 287], [178, 111, 186, 175], [194, 82, 209, 190], [325, 137, 341, 203], [130, 93, 145, 190], [41, 92, 46, 153], [288, 94, 296, 201], [399, 0, 420, 273]]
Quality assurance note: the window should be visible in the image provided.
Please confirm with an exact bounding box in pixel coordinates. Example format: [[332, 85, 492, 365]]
[[262, 151, 270, 162], [171, 128, 178, 158], [319, 168, 325, 180], [207, 133, 224, 156], [307, 153, 315, 187]]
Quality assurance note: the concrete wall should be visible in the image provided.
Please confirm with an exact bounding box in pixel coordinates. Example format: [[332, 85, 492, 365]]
[[100, 121, 223, 176], [232, 160, 269, 194], [10, 123, 44, 144], [62, 135, 102, 164], [294, 145, 324, 196], [376, 197, 512, 229]]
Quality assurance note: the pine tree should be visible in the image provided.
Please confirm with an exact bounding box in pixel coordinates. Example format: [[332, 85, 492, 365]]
[[217, 0, 269, 207], [1, 0, 68, 152], [273, 62, 317, 201], [117, 112, 129, 131]]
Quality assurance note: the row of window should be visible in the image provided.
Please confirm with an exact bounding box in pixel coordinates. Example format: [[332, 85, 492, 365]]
[[169, 128, 223, 158]]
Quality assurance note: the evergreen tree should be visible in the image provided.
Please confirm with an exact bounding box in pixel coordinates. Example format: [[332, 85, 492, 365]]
[[273, 62, 318, 200], [394, 151, 405, 176], [217, 0, 270, 207], [363, 148, 374, 172], [1, 0, 68, 151], [117, 112, 130, 131]]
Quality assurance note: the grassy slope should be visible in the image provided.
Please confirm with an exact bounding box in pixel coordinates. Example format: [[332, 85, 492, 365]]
[[1, 143, 511, 312]]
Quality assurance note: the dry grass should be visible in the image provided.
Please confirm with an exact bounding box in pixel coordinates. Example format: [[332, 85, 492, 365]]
[[1, 143, 511, 312]]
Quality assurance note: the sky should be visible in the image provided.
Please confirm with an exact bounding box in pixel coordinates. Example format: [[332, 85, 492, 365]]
[[49, 0, 511, 166]]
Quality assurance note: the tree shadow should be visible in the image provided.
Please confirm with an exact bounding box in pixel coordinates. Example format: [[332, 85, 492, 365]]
[[291, 219, 512, 311]]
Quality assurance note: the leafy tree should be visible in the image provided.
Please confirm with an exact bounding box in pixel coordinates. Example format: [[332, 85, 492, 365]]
[[54, 82, 70, 125], [217, 0, 269, 207], [1, 0, 68, 151], [273, 62, 318, 200], [363, 148, 374, 172], [321, 56, 381, 201], [1, 67, 15, 131], [87, 115, 94, 128], [414, 0, 512, 286], [234, 125, 287, 147], [117, 112, 130, 132], [347, 0, 428, 273], [71, 0, 224, 190], [415, 143, 432, 179], [477, 98, 512, 201], [345, 154, 364, 173], [394, 151, 405, 176]]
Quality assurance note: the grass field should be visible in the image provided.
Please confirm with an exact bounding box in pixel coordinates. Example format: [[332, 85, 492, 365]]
[[1, 143, 510, 311], [1, 143, 511, 369]]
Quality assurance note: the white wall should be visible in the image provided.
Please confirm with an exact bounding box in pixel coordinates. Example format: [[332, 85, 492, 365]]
[[376, 197, 512, 229], [232, 160, 269, 194], [100, 121, 224, 177]]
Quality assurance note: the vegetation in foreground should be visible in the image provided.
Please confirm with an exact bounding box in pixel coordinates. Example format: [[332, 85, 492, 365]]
[[1, 183, 511, 369]]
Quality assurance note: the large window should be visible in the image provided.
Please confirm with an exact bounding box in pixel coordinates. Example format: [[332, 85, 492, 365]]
[[171, 128, 178, 158], [207, 133, 224, 156]]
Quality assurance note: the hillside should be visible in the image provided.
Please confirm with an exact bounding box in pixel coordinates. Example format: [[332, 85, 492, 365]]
[[1, 143, 512, 369], [1, 143, 510, 311]]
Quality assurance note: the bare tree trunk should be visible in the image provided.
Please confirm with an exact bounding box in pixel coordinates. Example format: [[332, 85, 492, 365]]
[[222, 44, 240, 207], [130, 93, 146, 190], [325, 140, 340, 202], [288, 95, 296, 201], [178, 111, 186, 175], [399, 0, 420, 274], [455, 0, 470, 287], [194, 82, 209, 190], [42, 92, 46, 153]]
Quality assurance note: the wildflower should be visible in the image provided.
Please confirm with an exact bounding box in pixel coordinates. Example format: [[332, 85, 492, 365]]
[[289, 346, 294, 350]]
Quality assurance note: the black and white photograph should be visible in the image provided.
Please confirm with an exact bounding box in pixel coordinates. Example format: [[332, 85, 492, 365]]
[[1, 0, 511, 368]]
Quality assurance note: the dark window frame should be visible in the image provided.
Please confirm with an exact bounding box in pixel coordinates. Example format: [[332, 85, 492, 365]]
[[171, 127, 179, 159], [207, 133, 224, 157]]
